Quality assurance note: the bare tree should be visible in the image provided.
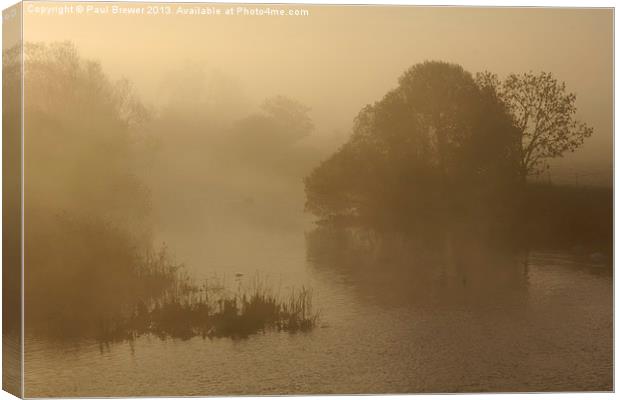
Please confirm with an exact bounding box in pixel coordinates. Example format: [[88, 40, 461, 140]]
[[476, 71, 593, 180]]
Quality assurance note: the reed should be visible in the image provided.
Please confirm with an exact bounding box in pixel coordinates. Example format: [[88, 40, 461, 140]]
[[25, 213, 319, 342], [100, 274, 319, 342]]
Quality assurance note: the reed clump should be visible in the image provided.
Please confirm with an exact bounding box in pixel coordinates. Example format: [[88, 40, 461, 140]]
[[103, 275, 319, 342], [25, 213, 319, 342]]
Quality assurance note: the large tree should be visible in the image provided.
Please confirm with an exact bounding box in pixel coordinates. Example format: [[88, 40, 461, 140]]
[[476, 71, 593, 180], [305, 61, 521, 229], [4, 42, 162, 331], [8, 42, 152, 229]]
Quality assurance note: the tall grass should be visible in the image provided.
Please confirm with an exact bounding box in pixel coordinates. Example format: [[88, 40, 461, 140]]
[[25, 214, 319, 342], [102, 275, 319, 342]]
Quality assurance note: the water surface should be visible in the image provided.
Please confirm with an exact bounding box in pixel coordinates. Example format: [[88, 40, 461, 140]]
[[24, 218, 612, 396]]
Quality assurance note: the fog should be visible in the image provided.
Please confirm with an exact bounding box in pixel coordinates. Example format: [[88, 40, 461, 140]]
[[20, 4, 613, 283], [15, 4, 613, 395], [24, 5, 612, 177]]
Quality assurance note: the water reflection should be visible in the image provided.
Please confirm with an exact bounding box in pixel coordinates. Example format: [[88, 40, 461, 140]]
[[24, 224, 612, 396], [306, 225, 531, 308]]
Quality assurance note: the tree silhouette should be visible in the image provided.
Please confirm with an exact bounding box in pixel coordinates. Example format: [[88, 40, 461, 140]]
[[227, 95, 317, 177], [305, 61, 520, 228], [4, 42, 162, 333], [476, 71, 593, 180], [3, 42, 151, 227]]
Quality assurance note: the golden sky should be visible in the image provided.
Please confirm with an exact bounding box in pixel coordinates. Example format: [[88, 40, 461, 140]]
[[22, 3, 613, 171]]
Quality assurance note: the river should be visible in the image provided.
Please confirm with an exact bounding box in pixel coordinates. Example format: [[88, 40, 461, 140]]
[[24, 202, 612, 396]]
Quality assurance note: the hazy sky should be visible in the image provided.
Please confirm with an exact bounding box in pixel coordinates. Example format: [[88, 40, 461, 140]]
[[24, 3, 612, 176]]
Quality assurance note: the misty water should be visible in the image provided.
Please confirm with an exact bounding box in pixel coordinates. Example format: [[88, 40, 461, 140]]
[[24, 199, 612, 396]]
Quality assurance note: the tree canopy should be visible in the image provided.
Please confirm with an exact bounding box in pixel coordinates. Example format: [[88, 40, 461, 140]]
[[304, 61, 521, 229], [4, 42, 151, 230], [4, 42, 168, 332]]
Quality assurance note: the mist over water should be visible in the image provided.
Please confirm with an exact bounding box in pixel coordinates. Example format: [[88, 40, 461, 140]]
[[13, 4, 613, 396]]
